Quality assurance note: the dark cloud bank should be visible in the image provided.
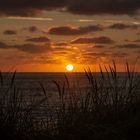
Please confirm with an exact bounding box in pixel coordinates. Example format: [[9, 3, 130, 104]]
[[0, 0, 139, 16]]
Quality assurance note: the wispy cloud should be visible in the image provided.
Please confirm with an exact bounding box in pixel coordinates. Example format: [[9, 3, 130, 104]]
[[3, 17, 53, 21], [26, 37, 50, 43], [71, 36, 115, 44], [132, 21, 140, 25], [78, 19, 96, 22], [109, 23, 140, 30], [117, 43, 140, 49]]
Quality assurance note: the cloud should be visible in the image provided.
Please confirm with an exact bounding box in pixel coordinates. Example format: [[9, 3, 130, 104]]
[[83, 52, 106, 57], [78, 50, 128, 64], [0, 41, 10, 48], [78, 19, 96, 22], [111, 52, 128, 57], [6, 17, 53, 21], [48, 25, 103, 35], [53, 47, 73, 52], [26, 37, 50, 43], [83, 51, 128, 60], [134, 39, 140, 42], [93, 45, 105, 48], [124, 39, 130, 42], [23, 25, 38, 32], [109, 23, 140, 30], [117, 43, 140, 49], [53, 42, 68, 46], [0, 0, 67, 16], [136, 50, 140, 53], [28, 25, 38, 32], [0, 0, 139, 16], [71, 36, 115, 44], [3, 30, 17, 35], [67, 0, 140, 15], [0, 41, 52, 53], [14, 43, 51, 53], [48, 26, 86, 35]]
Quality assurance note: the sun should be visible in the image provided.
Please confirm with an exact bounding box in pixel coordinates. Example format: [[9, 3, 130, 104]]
[[66, 64, 74, 72]]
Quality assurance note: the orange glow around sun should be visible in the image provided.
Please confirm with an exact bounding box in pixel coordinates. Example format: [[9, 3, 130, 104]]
[[66, 64, 74, 72]]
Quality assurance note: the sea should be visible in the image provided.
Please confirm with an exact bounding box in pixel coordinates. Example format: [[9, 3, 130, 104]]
[[1, 72, 140, 99], [0, 72, 140, 121], [1, 72, 91, 99]]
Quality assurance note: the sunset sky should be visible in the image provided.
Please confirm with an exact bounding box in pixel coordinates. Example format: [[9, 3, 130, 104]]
[[0, 0, 140, 72]]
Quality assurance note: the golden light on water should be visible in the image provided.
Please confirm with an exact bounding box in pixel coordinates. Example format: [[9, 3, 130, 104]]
[[66, 64, 74, 72]]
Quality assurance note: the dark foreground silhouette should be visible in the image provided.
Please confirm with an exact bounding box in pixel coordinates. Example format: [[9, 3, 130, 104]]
[[0, 64, 140, 140]]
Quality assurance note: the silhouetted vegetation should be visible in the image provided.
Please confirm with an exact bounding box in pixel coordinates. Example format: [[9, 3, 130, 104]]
[[0, 63, 140, 140]]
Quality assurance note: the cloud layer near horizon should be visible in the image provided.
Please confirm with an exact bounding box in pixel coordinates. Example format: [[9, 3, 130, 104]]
[[0, 0, 139, 16]]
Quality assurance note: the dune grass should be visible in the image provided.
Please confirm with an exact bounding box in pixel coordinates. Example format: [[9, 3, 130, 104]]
[[0, 63, 140, 140], [53, 63, 140, 140]]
